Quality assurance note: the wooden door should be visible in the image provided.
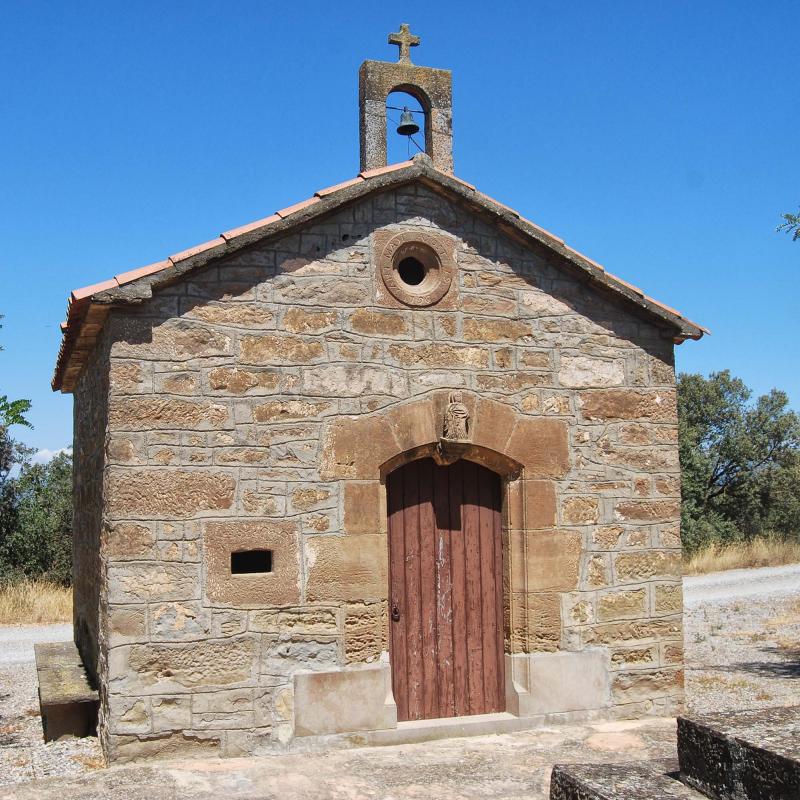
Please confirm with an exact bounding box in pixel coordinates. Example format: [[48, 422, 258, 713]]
[[387, 457, 505, 721]]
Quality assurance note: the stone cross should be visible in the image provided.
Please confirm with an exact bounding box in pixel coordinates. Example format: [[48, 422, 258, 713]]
[[388, 24, 420, 64]]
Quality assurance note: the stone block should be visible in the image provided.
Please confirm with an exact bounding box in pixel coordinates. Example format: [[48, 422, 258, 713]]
[[524, 480, 557, 529], [522, 530, 582, 591], [305, 534, 387, 602], [583, 617, 682, 646], [506, 418, 570, 478], [677, 709, 800, 800], [294, 664, 396, 736], [186, 302, 273, 327], [385, 398, 437, 453], [558, 355, 625, 388], [388, 342, 489, 369], [320, 416, 400, 480], [614, 551, 681, 583], [598, 588, 647, 621], [613, 667, 683, 702], [561, 496, 599, 525], [103, 522, 155, 560], [108, 397, 229, 430], [344, 482, 383, 534], [249, 608, 338, 635], [344, 601, 388, 663], [654, 582, 683, 614], [261, 635, 339, 677], [239, 334, 325, 364], [549, 761, 700, 800], [106, 469, 235, 518], [148, 601, 211, 641], [151, 696, 192, 731], [614, 499, 680, 522], [506, 649, 610, 716], [579, 389, 677, 422], [283, 307, 337, 333], [462, 317, 532, 342], [350, 308, 408, 336], [301, 364, 407, 397], [474, 397, 517, 454], [208, 367, 280, 394], [203, 520, 300, 607], [119, 637, 257, 691], [107, 563, 199, 604], [253, 399, 331, 422]]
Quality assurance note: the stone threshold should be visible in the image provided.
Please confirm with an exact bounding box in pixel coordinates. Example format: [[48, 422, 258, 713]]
[[285, 707, 616, 754]]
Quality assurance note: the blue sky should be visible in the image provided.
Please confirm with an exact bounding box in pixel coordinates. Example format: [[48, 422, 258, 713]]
[[1, 1, 797, 454]]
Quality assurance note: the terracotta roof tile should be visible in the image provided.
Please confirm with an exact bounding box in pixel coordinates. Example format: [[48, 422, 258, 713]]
[[221, 214, 281, 242], [359, 160, 414, 179], [315, 176, 365, 197], [604, 271, 644, 297], [169, 237, 226, 264], [71, 278, 118, 302], [275, 196, 320, 219], [115, 259, 171, 286], [446, 174, 476, 191], [562, 245, 604, 272], [474, 191, 520, 218]]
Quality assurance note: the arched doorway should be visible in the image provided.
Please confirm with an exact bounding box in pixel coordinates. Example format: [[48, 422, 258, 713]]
[[387, 457, 505, 721]]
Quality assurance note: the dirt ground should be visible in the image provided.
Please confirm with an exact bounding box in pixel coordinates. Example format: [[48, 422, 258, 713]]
[[0, 568, 798, 799]]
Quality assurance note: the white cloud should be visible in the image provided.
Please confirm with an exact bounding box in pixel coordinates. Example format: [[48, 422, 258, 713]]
[[31, 447, 72, 464]]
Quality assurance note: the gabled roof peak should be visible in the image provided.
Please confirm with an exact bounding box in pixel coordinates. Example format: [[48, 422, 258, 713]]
[[52, 154, 706, 392]]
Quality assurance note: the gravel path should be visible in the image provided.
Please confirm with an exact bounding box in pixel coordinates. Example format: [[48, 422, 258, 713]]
[[0, 564, 797, 794], [0, 624, 71, 666], [684, 567, 800, 715], [683, 563, 800, 605], [0, 625, 102, 785]]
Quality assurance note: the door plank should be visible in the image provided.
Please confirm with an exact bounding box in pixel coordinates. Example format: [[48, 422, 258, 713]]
[[387, 469, 409, 720], [462, 461, 486, 715], [434, 462, 455, 718], [418, 458, 438, 719], [402, 462, 424, 720], [448, 459, 469, 717]]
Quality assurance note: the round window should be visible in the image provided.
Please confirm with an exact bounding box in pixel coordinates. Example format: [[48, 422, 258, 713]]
[[378, 232, 454, 307]]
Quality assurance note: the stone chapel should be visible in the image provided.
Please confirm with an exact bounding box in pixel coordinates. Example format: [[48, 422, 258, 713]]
[[51, 26, 705, 761]]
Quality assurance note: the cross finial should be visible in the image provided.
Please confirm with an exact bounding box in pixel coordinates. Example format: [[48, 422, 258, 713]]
[[388, 23, 420, 64]]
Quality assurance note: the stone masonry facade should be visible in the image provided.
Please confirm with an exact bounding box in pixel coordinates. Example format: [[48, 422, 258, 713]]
[[72, 181, 685, 761]]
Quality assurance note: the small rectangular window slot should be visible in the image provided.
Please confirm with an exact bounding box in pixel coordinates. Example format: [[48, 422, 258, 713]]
[[231, 549, 273, 574]]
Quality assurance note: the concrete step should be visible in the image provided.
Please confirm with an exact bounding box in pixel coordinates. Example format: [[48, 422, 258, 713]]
[[549, 761, 705, 799], [677, 707, 800, 800]]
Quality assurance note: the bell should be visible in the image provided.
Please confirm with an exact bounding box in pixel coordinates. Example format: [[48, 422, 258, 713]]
[[396, 107, 420, 137]]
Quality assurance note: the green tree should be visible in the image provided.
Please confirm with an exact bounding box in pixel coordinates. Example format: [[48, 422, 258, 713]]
[[0, 314, 32, 430], [777, 208, 800, 241], [0, 451, 73, 584], [0, 312, 72, 585], [678, 371, 800, 552]]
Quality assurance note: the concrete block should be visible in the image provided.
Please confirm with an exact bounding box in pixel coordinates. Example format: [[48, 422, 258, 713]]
[[294, 663, 396, 737]]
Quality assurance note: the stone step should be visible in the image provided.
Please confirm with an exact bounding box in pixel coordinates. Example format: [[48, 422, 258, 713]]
[[34, 641, 98, 741], [677, 707, 800, 800], [549, 760, 705, 799]]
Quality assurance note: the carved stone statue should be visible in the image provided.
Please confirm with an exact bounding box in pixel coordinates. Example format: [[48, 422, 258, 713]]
[[443, 391, 470, 441]]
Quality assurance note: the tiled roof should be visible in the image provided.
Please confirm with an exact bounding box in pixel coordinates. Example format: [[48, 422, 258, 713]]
[[52, 154, 707, 392]]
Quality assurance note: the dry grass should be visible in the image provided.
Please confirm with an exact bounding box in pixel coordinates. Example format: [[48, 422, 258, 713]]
[[0, 580, 72, 625], [684, 538, 800, 576]]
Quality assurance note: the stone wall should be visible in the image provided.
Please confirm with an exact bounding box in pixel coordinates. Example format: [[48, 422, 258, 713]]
[[72, 330, 110, 686], [89, 182, 683, 759]]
